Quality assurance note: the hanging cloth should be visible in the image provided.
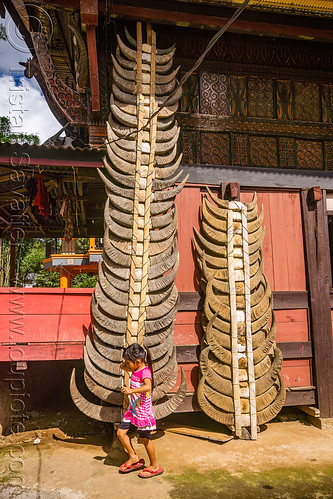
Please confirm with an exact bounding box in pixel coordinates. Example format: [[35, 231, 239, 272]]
[[34, 173, 50, 218]]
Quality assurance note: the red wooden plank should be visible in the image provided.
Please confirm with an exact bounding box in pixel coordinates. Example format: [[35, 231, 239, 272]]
[[0, 343, 84, 362], [276, 322, 309, 342], [270, 192, 290, 290], [274, 309, 308, 323], [0, 315, 89, 342], [282, 192, 307, 291], [86, 25, 100, 114], [258, 192, 275, 290], [175, 311, 202, 325], [174, 324, 203, 345], [175, 186, 202, 292], [281, 359, 312, 387]]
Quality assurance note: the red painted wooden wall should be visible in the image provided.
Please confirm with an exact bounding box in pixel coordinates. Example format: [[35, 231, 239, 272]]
[[0, 186, 312, 394]]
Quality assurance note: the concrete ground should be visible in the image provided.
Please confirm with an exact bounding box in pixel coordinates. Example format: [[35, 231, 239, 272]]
[[0, 407, 333, 498]]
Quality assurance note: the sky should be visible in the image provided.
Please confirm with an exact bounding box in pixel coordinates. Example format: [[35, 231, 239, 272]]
[[0, 12, 61, 143]]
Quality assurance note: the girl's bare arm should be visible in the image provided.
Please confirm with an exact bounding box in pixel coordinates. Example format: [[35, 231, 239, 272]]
[[121, 377, 152, 395]]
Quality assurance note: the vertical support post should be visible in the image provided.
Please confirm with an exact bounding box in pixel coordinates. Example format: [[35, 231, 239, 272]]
[[9, 228, 17, 287], [89, 238, 95, 250], [301, 189, 333, 418], [60, 267, 72, 288]]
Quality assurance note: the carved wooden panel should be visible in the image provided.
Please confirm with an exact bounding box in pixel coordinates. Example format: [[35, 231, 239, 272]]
[[248, 78, 274, 119], [249, 136, 278, 167], [229, 77, 247, 117], [200, 72, 228, 116], [276, 80, 293, 120], [201, 132, 230, 165], [180, 72, 199, 113], [294, 82, 320, 122], [231, 133, 248, 166], [181, 129, 200, 165], [296, 140, 323, 169], [279, 137, 296, 169], [324, 142, 333, 170], [321, 85, 333, 123]]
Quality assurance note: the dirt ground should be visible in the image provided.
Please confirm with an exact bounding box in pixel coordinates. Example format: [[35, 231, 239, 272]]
[[0, 405, 333, 499]]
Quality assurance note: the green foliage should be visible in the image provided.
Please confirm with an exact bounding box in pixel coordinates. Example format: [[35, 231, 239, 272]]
[[0, 238, 98, 288], [0, 24, 7, 41], [0, 116, 40, 145], [72, 273, 98, 288]]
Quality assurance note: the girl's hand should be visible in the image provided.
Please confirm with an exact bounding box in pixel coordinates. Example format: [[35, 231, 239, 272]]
[[121, 387, 132, 395]]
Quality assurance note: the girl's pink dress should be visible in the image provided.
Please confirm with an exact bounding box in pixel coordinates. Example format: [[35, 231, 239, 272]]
[[122, 366, 156, 430]]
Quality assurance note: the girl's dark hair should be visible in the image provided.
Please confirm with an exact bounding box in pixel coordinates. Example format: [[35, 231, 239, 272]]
[[123, 343, 154, 387], [123, 343, 146, 362]]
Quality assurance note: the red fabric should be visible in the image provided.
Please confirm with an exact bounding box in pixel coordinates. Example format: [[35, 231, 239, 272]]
[[34, 174, 50, 218]]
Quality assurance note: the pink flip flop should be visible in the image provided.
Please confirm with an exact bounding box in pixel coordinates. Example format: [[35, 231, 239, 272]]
[[119, 458, 145, 473], [138, 467, 164, 479]]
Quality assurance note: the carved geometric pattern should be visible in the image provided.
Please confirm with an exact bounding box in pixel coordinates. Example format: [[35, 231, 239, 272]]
[[279, 137, 295, 168], [276, 80, 293, 120], [296, 140, 323, 169], [249, 136, 278, 168], [321, 85, 333, 123], [180, 72, 199, 113], [200, 72, 228, 116], [294, 82, 320, 122], [181, 129, 200, 165], [201, 132, 230, 165], [248, 78, 274, 119], [324, 142, 333, 170], [229, 77, 247, 117], [231, 134, 248, 166]]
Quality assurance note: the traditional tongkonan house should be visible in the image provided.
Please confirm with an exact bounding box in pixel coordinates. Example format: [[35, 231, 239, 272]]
[[0, 0, 333, 438]]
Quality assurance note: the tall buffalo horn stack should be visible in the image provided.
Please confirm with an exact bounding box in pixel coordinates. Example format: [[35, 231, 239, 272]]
[[194, 190, 285, 439], [71, 23, 187, 422]]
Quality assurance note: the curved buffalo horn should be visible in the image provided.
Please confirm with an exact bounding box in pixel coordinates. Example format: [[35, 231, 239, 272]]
[[148, 332, 174, 361], [91, 296, 127, 334], [115, 46, 135, 70], [148, 259, 179, 293], [113, 67, 176, 97], [147, 282, 174, 306], [146, 286, 178, 320], [151, 208, 176, 230], [99, 169, 134, 199], [197, 375, 234, 426], [117, 34, 176, 65], [149, 212, 178, 242], [245, 192, 257, 212], [108, 192, 134, 214], [155, 144, 178, 166], [84, 348, 123, 391], [143, 322, 174, 347], [108, 209, 133, 228], [155, 129, 180, 154], [111, 94, 137, 123], [94, 283, 128, 320], [70, 370, 122, 422], [149, 234, 176, 257], [193, 227, 227, 257], [150, 199, 175, 216], [104, 228, 131, 264], [107, 121, 137, 149], [148, 243, 178, 279], [102, 156, 135, 188], [106, 140, 136, 175], [85, 337, 122, 376], [248, 206, 264, 233], [104, 203, 133, 240], [206, 187, 229, 208], [153, 171, 183, 191], [257, 374, 286, 425], [153, 367, 187, 419], [92, 331, 123, 362], [84, 370, 123, 405], [92, 321, 125, 348], [145, 298, 178, 333], [202, 198, 227, 232], [203, 196, 228, 221], [98, 262, 129, 305], [152, 363, 178, 402], [153, 176, 188, 202], [155, 154, 183, 180], [108, 137, 150, 165], [108, 116, 138, 139], [124, 26, 176, 56]]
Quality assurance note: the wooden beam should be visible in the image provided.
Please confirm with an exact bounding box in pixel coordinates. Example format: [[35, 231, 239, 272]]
[[178, 291, 308, 311], [175, 342, 312, 364], [301, 189, 333, 418], [86, 25, 100, 116], [9, 228, 16, 286]]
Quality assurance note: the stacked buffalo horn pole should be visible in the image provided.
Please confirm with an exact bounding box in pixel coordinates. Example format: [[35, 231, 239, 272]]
[[70, 23, 187, 422], [194, 190, 285, 439]]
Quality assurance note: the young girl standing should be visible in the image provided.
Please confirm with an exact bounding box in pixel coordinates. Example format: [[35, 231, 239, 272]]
[[117, 343, 163, 478]]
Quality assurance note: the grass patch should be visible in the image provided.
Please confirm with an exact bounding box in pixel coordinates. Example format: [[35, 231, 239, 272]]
[[166, 466, 333, 499]]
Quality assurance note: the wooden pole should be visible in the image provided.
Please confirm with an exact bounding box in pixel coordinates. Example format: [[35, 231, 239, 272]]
[[9, 228, 17, 287], [301, 189, 333, 418]]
